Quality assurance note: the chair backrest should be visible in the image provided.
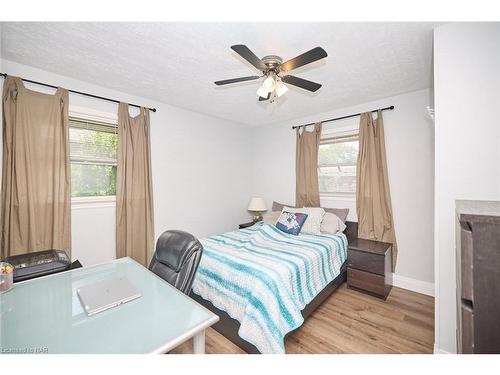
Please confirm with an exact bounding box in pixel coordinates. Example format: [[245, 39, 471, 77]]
[[148, 230, 203, 295]]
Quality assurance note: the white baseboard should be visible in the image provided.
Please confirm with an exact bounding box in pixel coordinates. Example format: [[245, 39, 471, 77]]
[[391, 273, 435, 297], [434, 344, 452, 354]]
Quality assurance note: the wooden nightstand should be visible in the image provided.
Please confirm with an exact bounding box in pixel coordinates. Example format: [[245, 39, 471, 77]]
[[238, 221, 260, 229], [347, 238, 392, 300]]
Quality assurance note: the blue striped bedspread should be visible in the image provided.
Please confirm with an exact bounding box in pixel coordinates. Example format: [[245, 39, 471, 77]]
[[191, 223, 348, 354]]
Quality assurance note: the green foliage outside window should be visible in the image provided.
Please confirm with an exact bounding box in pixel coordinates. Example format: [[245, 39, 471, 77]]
[[318, 141, 358, 165], [71, 164, 117, 197], [69, 118, 118, 197]]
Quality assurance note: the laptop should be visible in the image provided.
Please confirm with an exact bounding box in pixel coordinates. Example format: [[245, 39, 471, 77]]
[[77, 277, 142, 316]]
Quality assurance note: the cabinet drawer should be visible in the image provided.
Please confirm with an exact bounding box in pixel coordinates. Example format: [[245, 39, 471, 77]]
[[348, 249, 385, 275], [460, 222, 474, 301], [347, 267, 386, 296]]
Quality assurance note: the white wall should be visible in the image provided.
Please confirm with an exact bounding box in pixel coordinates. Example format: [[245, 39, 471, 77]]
[[252, 89, 435, 289], [433, 23, 500, 354], [0, 60, 254, 266]]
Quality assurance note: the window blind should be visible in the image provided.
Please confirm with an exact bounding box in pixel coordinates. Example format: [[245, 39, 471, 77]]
[[69, 118, 117, 166]]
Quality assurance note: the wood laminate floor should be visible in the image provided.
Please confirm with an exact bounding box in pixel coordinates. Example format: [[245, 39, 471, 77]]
[[172, 284, 434, 354]]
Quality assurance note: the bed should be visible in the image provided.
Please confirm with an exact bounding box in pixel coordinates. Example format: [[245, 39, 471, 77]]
[[190, 220, 358, 354]]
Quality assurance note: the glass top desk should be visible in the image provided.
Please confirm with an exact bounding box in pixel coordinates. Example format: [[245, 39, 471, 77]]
[[0, 257, 218, 354]]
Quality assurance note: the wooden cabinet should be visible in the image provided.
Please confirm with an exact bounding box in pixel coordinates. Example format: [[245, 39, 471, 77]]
[[347, 238, 392, 300], [456, 200, 500, 354]]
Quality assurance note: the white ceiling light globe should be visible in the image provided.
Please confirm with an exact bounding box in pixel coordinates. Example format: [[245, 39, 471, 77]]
[[275, 81, 288, 97], [256, 85, 269, 98], [262, 75, 276, 92]]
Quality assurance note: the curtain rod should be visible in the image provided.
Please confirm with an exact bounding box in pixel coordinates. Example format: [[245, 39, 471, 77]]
[[292, 105, 394, 130], [0, 73, 157, 113]]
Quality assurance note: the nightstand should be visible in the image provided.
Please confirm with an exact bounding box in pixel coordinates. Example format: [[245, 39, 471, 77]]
[[347, 238, 392, 300], [238, 221, 260, 229]]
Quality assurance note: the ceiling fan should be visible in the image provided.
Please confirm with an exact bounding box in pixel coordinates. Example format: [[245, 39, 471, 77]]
[[214, 45, 327, 102]]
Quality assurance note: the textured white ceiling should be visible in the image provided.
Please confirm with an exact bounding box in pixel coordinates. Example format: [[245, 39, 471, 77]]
[[1, 22, 436, 126]]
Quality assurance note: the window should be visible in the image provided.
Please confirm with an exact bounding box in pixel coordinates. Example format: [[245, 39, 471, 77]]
[[318, 133, 359, 196], [69, 117, 118, 198]]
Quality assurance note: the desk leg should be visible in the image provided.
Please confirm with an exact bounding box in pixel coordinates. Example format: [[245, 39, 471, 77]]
[[193, 330, 206, 354]]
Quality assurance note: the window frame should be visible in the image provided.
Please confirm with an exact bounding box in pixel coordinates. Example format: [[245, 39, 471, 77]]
[[318, 128, 359, 199], [68, 106, 118, 208]]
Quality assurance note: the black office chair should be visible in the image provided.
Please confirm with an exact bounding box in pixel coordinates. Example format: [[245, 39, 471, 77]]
[[148, 230, 203, 295]]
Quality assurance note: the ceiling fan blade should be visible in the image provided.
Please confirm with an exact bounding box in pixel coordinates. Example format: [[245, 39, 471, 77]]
[[280, 47, 327, 72], [231, 45, 267, 71], [214, 75, 261, 85], [282, 75, 322, 92], [258, 92, 271, 101]]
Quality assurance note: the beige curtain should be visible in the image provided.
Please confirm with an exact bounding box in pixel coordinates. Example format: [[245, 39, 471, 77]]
[[1, 76, 71, 259], [296, 123, 322, 207], [116, 103, 155, 266], [356, 111, 398, 270]]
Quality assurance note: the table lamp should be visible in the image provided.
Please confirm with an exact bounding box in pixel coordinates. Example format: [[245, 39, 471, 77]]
[[248, 197, 267, 222]]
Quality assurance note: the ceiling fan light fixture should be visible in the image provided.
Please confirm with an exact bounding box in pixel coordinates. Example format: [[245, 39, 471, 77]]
[[215, 45, 327, 102], [262, 75, 276, 92], [256, 84, 269, 98], [275, 81, 288, 97]]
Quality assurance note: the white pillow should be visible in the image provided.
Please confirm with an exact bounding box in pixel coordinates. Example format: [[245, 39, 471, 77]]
[[262, 211, 281, 225], [283, 206, 325, 234], [320, 212, 347, 234]]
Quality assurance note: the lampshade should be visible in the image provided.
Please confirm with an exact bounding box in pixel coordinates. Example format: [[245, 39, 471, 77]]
[[247, 197, 267, 212], [275, 81, 288, 97]]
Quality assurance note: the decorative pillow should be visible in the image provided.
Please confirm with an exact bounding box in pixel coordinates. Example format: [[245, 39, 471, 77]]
[[323, 207, 349, 223], [262, 211, 281, 225], [275, 211, 308, 236], [272, 201, 296, 212], [320, 212, 347, 234], [284, 206, 325, 235], [273, 202, 349, 222]]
